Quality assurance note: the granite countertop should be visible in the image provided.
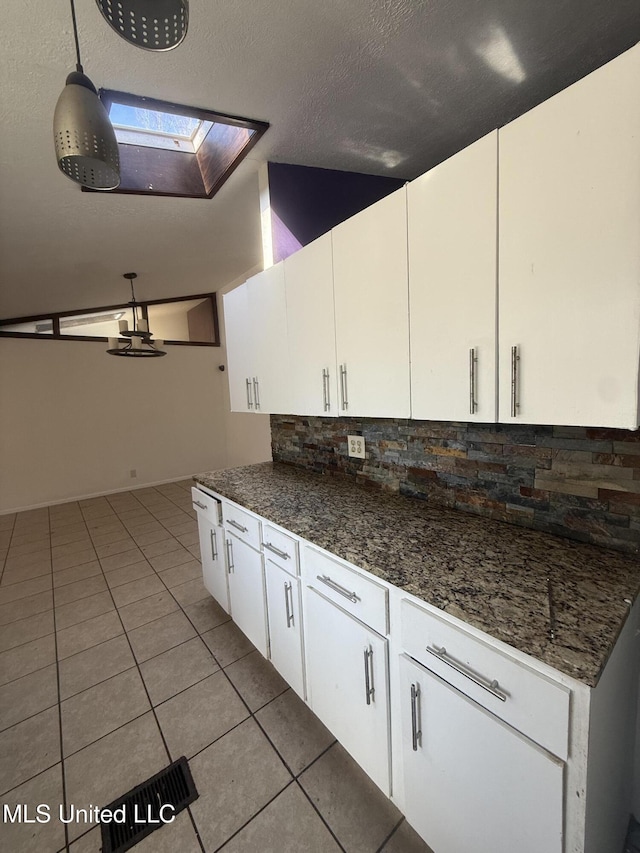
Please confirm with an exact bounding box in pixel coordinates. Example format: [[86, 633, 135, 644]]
[[194, 461, 640, 686]]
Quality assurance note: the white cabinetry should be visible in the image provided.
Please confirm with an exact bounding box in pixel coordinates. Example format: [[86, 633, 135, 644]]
[[284, 233, 339, 416], [265, 559, 304, 698], [221, 500, 269, 657], [498, 45, 640, 428], [408, 131, 497, 422], [191, 487, 229, 612], [223, 283, 253, 413], [223, 263, 289, 415], [303, 547, 391, 794], [399, 654, 564, 853], [247, 263, 290, 414], [332, 188, 411, 418]]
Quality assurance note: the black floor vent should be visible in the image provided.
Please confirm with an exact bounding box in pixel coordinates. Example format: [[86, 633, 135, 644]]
[[100, 756, 198, 853]]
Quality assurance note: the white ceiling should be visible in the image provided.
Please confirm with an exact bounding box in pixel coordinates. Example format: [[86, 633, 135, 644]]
[[1, 0, 639, 318]]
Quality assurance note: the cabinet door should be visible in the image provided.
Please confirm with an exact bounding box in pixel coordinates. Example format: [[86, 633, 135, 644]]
[[197, 514, 230, 613], [226, 533, 268, 657], [223, 284, 253, 413], [248, 263, 290, 415], [499, 45, 640, 428], [265, 559, 304, 699], [332, 188, 410, 418], [408, 132, 497, 422], [284, 233, 339, 416], [305, 588, 390, 794], [399, 655, 563, 853]]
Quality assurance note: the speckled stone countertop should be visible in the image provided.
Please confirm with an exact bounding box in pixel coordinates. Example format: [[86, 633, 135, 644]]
[[194, 462, 640, 686]]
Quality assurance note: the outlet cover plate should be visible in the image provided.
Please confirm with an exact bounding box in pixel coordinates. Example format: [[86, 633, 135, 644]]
[[347, 435, 366, 458]]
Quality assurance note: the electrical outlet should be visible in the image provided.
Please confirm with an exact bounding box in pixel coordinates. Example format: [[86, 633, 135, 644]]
[[347, 435, 366, 458], [130, 469, 137, 478]]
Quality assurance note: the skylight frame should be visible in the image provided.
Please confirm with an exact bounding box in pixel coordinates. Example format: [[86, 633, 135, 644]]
[[85, 90, 269, 200]]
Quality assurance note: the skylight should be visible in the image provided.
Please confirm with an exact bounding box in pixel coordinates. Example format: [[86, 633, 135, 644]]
[[109, 103, 213, 153], [92, 91, 269, 200]]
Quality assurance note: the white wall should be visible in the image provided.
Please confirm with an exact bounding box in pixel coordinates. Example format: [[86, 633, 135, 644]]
[[0, 331, 272, 513]]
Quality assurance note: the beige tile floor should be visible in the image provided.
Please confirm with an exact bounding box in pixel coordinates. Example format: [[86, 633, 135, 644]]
[[0, 481, 431, 853]]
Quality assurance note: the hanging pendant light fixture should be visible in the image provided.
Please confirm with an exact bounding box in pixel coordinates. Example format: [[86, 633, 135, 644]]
[[53, 0, 120, 190], [95, 0, 189, 51], [107, 273, 166, 357]]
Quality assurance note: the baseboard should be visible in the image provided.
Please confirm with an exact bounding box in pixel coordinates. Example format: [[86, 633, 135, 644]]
[[0, 475, 196, 516]]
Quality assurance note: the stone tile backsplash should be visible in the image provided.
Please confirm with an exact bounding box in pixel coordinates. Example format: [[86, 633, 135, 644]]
[[270, 416, 640, 555]]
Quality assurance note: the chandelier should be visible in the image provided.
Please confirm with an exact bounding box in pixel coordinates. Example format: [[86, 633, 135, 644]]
[[107, 273, 166, 357]]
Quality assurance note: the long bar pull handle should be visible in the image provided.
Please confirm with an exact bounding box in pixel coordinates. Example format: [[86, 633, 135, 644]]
[[363, 646, 375, 705], [253, 377, 261, 410], [263, 542, 290, 560], [316, 574, 360, 603], [322, 368, 330, 412], [284, 581, 294, 628], [246, 378, 254, 410], [194, 500, 207, 511], [225, 539, 234, 573], [410, 682, 422, 751], [210, 528, 217, 561], [339, 364, 348, 411], [469, 347, 478, 415], [510, 345, 520, 418], [426, 645, 507, 702], [227, 519, 248, 533]]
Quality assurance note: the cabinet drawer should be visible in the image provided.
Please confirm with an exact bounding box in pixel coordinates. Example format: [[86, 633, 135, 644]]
[[303, 546, 388, 635], [262, 523, 299, 575], [401, 599, 570, 760], [191, 486, 221, 525], [222, 500, 261, 550]]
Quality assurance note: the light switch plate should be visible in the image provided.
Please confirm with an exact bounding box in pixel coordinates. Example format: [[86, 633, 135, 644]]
[[347, 435, 366, 458]]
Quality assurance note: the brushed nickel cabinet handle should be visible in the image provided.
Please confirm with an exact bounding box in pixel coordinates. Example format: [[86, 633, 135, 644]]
[[322, 368, 330, 411], [316, 574, 360, 603], [225, 539, 234, 573], [210, 528, 217, 561], [469, 347, 478, 415], [426, 645, 507, 702], [339, 364, 348, 411], [363, 646, 375, 705], [410, 682, 422, 751], [510, 345, 520, 417], [263, 542, 290, 560], [227, 519, 248, 533], [253, 377, 261, 410], [194, 500, 207, 511], [246, 377, 254, 409], [284, 581, 294, 628]]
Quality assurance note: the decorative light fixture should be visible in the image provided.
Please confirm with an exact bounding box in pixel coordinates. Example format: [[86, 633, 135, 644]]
[[53, 0, 120, 190], [107, 273, 166, 357], [95, 0, 189, 51]]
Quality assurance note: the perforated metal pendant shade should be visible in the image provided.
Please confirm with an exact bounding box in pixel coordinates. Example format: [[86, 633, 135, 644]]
[[95, 0, 189, 50], [54, 71, 121, 190]]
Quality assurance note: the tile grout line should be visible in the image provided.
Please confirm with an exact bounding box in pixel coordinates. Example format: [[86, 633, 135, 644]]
[[373, 816, 406, 853], [48, 505, 70, 853]]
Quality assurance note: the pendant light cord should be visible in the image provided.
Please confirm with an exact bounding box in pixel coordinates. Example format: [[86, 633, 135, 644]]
[[69, 0, 84, 73]]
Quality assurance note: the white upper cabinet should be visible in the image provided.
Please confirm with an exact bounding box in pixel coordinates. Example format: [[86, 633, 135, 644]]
[[247, 262, 290, 415], [408, 131, 498, 422], [498, 44, 640, 428], [223, 283, 253, 413], [284, 233, 339, 416], [332, 187, 411, 418]]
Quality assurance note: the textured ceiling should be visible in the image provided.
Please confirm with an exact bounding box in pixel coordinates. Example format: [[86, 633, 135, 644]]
[[1, 0, 639, 317]]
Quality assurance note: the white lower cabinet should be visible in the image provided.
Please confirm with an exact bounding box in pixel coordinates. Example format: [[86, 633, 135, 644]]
[[198, 514, 229, 613], [265, 558, 305, 699], [304, 587, 391, 795], [225, 531, 268, 657], [399, 654, 564, 853]]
